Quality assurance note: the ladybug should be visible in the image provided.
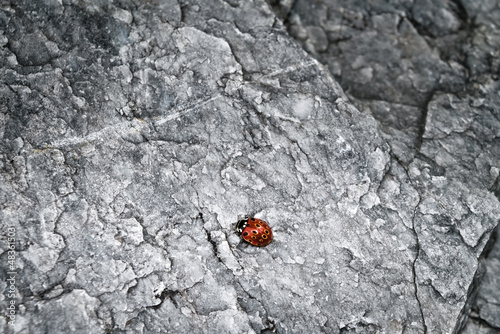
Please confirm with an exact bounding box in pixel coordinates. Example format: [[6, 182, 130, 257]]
[[235, 216, 273, 247]]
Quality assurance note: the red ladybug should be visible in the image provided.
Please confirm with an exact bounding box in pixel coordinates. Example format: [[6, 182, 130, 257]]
[[235, 216, 273, 247]]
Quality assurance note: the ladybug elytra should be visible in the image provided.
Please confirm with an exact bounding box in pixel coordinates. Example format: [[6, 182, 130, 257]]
[[235, 216, 273, 247]]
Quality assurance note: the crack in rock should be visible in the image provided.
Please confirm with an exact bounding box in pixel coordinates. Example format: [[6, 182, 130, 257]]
[[411, 196, 428, 334]]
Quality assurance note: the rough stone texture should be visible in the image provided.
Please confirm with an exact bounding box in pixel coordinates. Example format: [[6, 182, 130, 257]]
[[462, 226, 500, 333], [0, 1, 499, 334], [280, 0, 500, 332]]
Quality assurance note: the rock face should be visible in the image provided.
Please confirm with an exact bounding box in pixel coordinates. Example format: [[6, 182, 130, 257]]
[[462, 226, 500, 333], [279, 0, 500, 332], [0, 0, 498, 333]]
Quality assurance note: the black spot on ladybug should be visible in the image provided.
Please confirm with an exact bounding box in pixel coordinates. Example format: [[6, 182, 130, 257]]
[[252, 236, 256, 239], [256, 224, 261, 227], [264, 230, 270, 234], [262, 235, 267, 239], [252, 230, 258, 234], [243, 232, 248, 236], [250, 218, 255, 221]]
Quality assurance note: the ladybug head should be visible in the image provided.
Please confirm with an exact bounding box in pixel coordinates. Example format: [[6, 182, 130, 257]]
[[235, 216, 249, 233]]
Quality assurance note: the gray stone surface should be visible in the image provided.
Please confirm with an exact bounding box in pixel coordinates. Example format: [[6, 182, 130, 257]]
[[462, 226, 500, 334], [282, 0, 500, 332], [0, 0, 499, 333]]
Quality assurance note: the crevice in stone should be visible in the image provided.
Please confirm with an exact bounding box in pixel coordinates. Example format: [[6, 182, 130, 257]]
[[215, 35, 249, 80], [455, 224, 500, 333], [197, 212, 231, 270], [265, 0, 293, 26], [404, 12, 437, 39], [488, 174, 500, 201], [471, 224, 498, 256], [196, 209, 247, 280], [410, 196, 428, 334], [177, 0, 186, 24], [414, 92, 435, 153], [467, 313, 500, 331], [449, 0, 470, 28], [35, 284, 69, 301], [413, 152, 446, 177], [221, 0, 240, 9], [203, 222, 223, 264], [150, 288, 180, 309], [234, 280, 275, 333]]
